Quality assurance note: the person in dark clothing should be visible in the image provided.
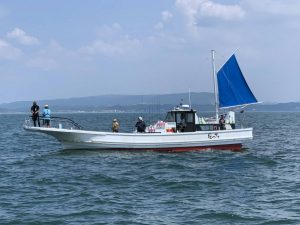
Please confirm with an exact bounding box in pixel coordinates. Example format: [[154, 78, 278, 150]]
[[31, 101, 40, 127], [177, 113, 186, 132], [135, 116, 146, 133], [219, 115, 226, 130]]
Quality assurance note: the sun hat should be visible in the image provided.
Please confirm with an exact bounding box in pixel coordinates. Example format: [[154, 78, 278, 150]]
[[138, 116, 143, 121]]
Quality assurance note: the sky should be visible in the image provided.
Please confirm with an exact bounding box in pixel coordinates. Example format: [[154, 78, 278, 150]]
[[0, 0, 299, 103]]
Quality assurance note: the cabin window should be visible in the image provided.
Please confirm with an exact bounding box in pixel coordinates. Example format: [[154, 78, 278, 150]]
[[165, 112, 175, 122], [176, 113, 185, 123], [186, 113, 194, 123]]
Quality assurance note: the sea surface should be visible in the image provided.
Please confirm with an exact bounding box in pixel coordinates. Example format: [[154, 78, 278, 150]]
[[0, 112, 299, 224]]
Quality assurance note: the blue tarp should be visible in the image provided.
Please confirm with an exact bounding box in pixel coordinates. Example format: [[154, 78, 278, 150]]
[[217, 54, 258, 108]]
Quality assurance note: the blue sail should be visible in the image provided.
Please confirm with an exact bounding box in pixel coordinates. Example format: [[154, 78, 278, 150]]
[[217, 54, 257, 108]]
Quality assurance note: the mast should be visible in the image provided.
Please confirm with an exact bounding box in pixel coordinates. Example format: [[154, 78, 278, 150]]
[[188, 88, 192, 109], [211, 50, 219, 122]]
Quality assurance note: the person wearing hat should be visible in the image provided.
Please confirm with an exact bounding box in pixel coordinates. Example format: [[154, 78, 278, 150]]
[[112, 118, 119, 133], [135, 116, 146, 133], [31, 101, 40, 127], [42, 104, 51, 127], [219, 114, 226, 130]]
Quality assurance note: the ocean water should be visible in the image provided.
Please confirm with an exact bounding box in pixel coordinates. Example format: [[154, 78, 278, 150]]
[[0, 112, 299, 224]]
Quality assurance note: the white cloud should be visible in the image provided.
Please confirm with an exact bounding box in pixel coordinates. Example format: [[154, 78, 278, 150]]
[[79, 37, 141, 56], [80, 40, 122, 55], [154, 11, 172, 31], [176, 0, 245, 35], [24, 40, 78, 71], [0, 39, 23, 60], [147, 33, 186, 49], [154, 22, 164, 30], [199, 1, 245, 20], [176, 0, 245, 20], [162, 10, 173, 22], [6, 27, 39, 45], [95, 23, 122, 39], [244, 0, 300, 16], [88, 23, 143, 56]]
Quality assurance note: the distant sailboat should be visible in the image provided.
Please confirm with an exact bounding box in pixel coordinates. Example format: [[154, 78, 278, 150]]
[[24, 51, 258, 151]]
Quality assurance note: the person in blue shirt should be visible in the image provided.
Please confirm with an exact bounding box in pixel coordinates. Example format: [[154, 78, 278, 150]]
[[42, 104, 51, 127]]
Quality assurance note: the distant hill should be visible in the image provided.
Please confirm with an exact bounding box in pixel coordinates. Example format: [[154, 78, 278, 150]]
[[0, 108, 9, 113], [1, 93, 300, 112], [248, 102, 300, 112], [0, 92, 215, 112]]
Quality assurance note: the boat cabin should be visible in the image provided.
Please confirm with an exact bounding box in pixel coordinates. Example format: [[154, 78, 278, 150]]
[[165, 107, 197, 132], [164, 105, 236, 132]]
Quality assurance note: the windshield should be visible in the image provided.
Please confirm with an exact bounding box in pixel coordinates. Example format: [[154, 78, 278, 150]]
[[165, 112, 175, 122]]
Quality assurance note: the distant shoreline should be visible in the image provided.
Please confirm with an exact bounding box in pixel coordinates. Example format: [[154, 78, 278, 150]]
[[2, 110, 300, 115]]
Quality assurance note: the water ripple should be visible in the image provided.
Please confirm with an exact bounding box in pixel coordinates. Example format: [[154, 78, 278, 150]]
[[0, 113, 299, 224]]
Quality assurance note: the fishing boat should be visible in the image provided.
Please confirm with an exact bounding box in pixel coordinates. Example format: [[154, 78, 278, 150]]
[[24, 51, 258, 151]]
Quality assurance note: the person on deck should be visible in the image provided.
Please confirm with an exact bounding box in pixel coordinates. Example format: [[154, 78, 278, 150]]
[[135, 116, 146, 133], [112, 119, 119, 133], [31, 101, 40, 127], [42, 104, 51, 128], [219, 115, 226, 130], [177, 114, 186, 132]]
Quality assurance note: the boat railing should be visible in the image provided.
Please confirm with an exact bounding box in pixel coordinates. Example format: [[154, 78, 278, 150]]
[[24, 116, 82, 130]]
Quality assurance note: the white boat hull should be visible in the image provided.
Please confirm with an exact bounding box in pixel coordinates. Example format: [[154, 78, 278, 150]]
[[24, 126, 253, 151]]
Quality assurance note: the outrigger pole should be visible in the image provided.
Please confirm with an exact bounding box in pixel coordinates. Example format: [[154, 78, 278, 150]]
[[211, 50, 219, 122]]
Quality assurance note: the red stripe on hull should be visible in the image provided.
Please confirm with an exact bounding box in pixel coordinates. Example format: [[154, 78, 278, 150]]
[[109, 144, 242, 152]]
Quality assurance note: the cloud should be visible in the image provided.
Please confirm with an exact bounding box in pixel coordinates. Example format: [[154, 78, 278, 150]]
[[24, 40, 77, 71], [154, 11, 173, 30], [176, 0, 245, 34], [80, 40, 123, 55], [244, 0, 300, 16], [6, 27, 39, 45], [176, 0, 245, 20], [0, 39, 23, 60], [147, 33, 186, 50], [154, 22, 164, 30], [162, 11, 173, 22], [79, 36, 141, 56], [95, 23, 122, 39], [94, 23, 145, 53], [82, 23, 142, 56], [199, 1, 245, 20]]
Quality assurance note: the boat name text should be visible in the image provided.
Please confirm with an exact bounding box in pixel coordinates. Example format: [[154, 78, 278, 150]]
[[208, 133, 219, 139]]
